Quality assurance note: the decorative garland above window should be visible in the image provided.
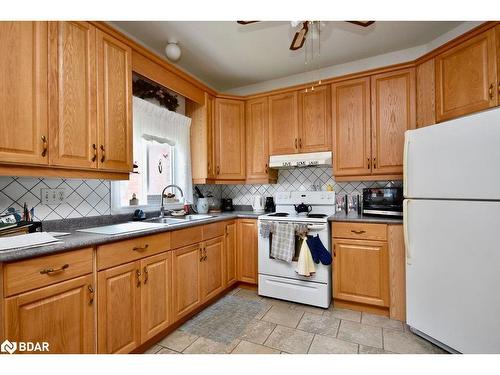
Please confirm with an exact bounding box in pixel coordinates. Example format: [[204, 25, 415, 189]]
[[132, 77, 179, 112]]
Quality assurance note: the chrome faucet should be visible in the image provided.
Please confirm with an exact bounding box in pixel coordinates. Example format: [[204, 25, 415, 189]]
[[160, 184, 184, 218]]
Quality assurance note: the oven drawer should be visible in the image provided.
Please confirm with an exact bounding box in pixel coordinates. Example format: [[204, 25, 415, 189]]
[[332, 222, 387, 241]]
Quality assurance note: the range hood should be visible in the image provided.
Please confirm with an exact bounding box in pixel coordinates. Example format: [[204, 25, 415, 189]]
[[269, 151, 332, 169]]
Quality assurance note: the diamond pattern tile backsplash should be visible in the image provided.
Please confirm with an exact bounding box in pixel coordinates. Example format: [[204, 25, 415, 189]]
[[0, 177, 110, 221], [195, 167, 401, 205]]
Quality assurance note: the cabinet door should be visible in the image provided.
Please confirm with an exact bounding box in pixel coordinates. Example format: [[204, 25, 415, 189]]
[[371, 68, 416, 175], [436, 29, 497, 122], [140, 252, 172, 343], [246, 97, 270, 181], [416, 59, 436, 128], [214, 98, 246, 179], [4, 274, 95, 354], [0, 21, 48, 165], [48, 21, 97, 169], [237, 219, 258, 284], [333, 239, 389, 307], [98, 261, 141, 354], [224, 221, 238, 286], [172, 243, 202, 321], [201, 236, 225, 301], [96, 30, 132, 172], [331, 78, 371, 176], [268, 92, 299, 155], [298, 85, 331, 152]]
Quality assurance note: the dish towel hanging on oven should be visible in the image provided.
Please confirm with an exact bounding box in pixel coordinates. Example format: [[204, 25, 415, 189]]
[[270, 222, 295, 262], [259, 221, 273, 239], [296, 237, 316, 277]]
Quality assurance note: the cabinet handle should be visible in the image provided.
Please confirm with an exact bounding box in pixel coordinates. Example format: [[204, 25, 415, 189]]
[[265, 163, 268, 174], [40, 263, 69, 275], [299, 138, 302, 149], [200, 246, 204, 262], [498, 82, 500, 95], [373, 157, 377, 169], [41, 135, 48, 157], [91, 144, 97, 162], [333, 244, 336, 257], [132, 244, 149, 252], [294, 138, 298, 149], [143, 266, 149, 284], [88, 285, 94, 305], [100, 145, 105, 163], [489, 83, 494, 99], [351, 230, 366, 235], [367, 157, 371, 169], [207, 162, 211, 174], [136, 269, 141, 287], [203, 248, 207, 261], [216, 165, 220, 175]]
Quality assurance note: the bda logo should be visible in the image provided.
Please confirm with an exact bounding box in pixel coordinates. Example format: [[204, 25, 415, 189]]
[[1, 339, 17, 354]]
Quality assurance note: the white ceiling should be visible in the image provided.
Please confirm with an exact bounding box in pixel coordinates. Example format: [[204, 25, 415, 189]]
[[112, 21, 463, 92]]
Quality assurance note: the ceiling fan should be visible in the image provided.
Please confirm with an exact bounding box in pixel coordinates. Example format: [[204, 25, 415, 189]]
[[237, 21, 375, 50]]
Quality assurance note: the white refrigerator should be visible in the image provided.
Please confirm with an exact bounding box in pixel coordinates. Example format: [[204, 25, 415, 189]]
[[404, 107, 500, 354]]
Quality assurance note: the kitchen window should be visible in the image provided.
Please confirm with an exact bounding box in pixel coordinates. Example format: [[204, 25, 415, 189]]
[[111, 96, 193, 214]]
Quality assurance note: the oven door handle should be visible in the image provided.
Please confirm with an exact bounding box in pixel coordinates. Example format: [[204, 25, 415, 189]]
[[306, 224, 327, 231]]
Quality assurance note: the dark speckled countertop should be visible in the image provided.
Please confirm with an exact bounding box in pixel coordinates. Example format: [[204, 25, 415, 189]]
[[0, 211, 260, 263], [328, 211, 403, 224]]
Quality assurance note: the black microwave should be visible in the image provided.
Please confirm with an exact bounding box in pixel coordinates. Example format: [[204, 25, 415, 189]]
[[362, 187, 403, 217]]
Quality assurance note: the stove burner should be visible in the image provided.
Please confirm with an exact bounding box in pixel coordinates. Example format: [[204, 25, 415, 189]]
[[307, 214, 327, 218], [268, 212, 289, 217]]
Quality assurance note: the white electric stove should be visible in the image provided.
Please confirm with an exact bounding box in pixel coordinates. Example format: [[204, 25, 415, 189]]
[[257, 191, 335, 308]]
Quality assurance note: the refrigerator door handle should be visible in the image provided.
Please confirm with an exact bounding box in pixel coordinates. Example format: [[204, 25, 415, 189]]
[[403, 199, 411, 265], [403, 133, 410, 198]]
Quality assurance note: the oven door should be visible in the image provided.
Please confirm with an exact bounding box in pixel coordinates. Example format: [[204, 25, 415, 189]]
[[258, 221, 331, 284]]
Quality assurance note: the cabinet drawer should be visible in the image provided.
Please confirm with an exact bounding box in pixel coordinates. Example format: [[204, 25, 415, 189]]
[[171, 226, 203, 249], [97, 233, 170, 270], [332, 222, 387, 241], [202, 221, 225, 240], [4, 247, 93, 297]]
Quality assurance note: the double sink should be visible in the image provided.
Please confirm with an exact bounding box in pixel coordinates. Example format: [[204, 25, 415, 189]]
[[145, 214, 213, 225]]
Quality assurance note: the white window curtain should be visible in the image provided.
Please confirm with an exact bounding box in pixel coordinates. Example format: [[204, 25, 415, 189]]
[[133, 96, 193, 204]]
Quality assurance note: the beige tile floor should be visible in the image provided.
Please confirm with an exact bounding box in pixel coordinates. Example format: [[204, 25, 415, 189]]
[[144, 288, 446, 354]]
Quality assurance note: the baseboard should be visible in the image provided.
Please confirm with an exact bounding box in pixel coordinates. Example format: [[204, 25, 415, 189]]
[[334, 299, 390, 317]]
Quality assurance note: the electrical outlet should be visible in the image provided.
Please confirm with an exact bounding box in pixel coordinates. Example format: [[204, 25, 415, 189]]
[[41, 188, 66, 205]]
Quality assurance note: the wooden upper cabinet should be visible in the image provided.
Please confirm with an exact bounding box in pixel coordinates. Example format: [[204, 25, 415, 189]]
[[268, 92, 299, 155], [416, 58, 436, 128], [237, 219, 258, 284], [298, 85, 331, 152], [214, 98, 245, 180], [371, 68, 416, 175], [497, 25, 500, 95], [96, 29, 133, 173], [140, 252, 172, 343], [0, 21, 48, 165], [436, 28, 497, 122], [4, 274, 95, 354], [245, 97, 275, 182], [334, 239, 389, 307], [98, 262, 141, 354], [48, 21, 97, 169], [201, 236, 225, 301], [224, 221, 238, 287], [331, 77, 371, 176]]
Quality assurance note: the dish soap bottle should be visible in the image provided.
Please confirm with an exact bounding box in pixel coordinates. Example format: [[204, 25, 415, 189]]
[[129, 193, 139, 206]]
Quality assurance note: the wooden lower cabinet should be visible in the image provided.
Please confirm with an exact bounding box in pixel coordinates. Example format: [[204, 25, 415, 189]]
[[224, 221, 238, 286], [333, 239, 389, 307], [140, 252, 172, 343], [201, 236, 225, 301], [172, 243, 202, 321], [98, 261, 141, 354], [237, 219, 258, 284], [4, 274, 95, 354]]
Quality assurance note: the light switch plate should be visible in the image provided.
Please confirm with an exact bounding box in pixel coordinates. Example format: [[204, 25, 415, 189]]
[[41, 188, 66, 205]]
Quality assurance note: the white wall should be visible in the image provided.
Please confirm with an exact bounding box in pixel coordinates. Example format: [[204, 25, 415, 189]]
[[224, 21, 483, 96]]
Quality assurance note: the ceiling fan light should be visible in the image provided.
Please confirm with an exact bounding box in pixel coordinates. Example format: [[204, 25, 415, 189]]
[[165, 39, 181, 62]]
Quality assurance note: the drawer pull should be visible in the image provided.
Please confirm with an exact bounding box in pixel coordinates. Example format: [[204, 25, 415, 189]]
[[132, 244, 149, 252], [143, 266, 149, 284], [351, 230, 366, 235], [40, 263, 69, 275], [88, 284, 94, 305]]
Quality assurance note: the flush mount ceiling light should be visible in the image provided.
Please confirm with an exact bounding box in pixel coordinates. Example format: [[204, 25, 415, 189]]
[[165, 39, 181, 62]]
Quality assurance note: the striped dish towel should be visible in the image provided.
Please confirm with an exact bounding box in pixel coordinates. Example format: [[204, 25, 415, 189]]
[[270, 222, 295, 263]]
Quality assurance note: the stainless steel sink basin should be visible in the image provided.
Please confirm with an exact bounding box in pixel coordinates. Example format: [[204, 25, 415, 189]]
[[183, 214, 212, 220], [145, 217, 186, 225]]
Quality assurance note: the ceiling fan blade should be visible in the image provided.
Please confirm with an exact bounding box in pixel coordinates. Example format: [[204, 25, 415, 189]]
[[237, 21, 260, 25], [289, 21, 309, 51], [346, 21, 375, 27]]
